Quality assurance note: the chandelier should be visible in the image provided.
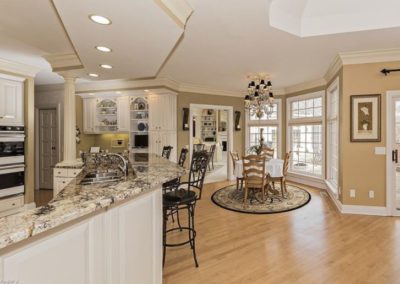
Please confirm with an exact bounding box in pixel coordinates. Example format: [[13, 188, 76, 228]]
[[244, 74, 274, 119]]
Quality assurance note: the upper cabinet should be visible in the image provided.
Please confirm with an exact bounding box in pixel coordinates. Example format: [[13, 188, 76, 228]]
[[0, 76, 24, 126], [148, 93, 177, 131], [83, 98, 96, 134], [95, 98, 118, 132], [117, 96, 130, 132]]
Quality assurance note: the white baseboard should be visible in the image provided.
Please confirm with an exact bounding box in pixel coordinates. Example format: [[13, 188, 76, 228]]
[[340, 205, 389, 216], [287, 173, 327, 190]]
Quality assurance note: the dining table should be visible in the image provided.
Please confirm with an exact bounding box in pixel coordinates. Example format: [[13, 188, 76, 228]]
[[234, 158, 284, 179]]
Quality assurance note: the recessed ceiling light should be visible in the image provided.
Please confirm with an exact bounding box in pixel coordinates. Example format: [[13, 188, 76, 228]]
[[89, 93, 95, 96], [89, 15, 111, 25], [95, 46, 112, 53], [144, 89, 149, 92], [116, 91, 122, 94], [100, 64, 112, 69], [88, 73, 99, 77]]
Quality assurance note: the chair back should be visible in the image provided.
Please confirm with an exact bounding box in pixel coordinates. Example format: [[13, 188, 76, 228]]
[[283, 151, 291, 177], [188, 151, 209, 199], [242, 155, 266, 189], [178, 148, 189, 167], [230, 151, 239, 171], [162, 146, 173, 160], [193, 143, 205, 153], [208, 144, 216, 156], [260, 146, 274, 161]]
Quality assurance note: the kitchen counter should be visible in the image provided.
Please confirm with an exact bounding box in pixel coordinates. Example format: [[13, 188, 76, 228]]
[[0, 154, 185, 251]]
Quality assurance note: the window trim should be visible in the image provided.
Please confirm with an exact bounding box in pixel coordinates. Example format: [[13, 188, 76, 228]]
[[245, 98, 282, 159], [325, 77, 340, 196], [286, 91, 325, 179]]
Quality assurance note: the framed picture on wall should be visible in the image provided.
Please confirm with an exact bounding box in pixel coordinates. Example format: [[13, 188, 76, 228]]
[[350, 94, 381, 142]]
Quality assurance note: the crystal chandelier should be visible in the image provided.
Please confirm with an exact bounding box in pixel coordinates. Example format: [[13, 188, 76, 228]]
[[244, 74, 274, 119]]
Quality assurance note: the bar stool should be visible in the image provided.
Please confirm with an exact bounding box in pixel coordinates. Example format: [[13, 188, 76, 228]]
[[162, 151, 208, 267]]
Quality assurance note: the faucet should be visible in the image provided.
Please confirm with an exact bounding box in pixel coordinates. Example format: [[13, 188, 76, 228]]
[[108, 153, 129, 176]]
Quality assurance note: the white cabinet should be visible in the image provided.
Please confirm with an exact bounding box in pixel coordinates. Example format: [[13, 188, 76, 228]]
[[0, 188, 162, 284], [117, 96, 130, 132], [149, 130, 177, 162], [148, 93, 177, 131], [0, 76, 24, 126], [83, 98, 96, 134]]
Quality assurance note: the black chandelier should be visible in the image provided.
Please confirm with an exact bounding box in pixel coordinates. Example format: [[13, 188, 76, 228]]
[[244, 74, 274, 119]]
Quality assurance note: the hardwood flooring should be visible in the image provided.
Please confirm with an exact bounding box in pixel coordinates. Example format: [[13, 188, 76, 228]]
[[163, 181, 400, 284]]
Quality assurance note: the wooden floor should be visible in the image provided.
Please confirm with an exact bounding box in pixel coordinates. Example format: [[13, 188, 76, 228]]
[[163, 181, 400, 284]]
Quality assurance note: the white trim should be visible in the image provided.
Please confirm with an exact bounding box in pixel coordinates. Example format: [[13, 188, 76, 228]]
[[324, 55, 342, 83], [339, 48, 400, 65], [154, 0, 193, 28], [0, 58, 40, 78], [340, 205, 389, 216], [284, 78, 326, 95], [189, 104, 234, 181], [43, 53, 83, 71], [386, 90, 400, 216], [287, 172, 327, 190]]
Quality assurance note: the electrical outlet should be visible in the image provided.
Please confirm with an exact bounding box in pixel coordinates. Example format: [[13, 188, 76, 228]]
[[369, 190, 375, 199], [350, 189, 356, 198]]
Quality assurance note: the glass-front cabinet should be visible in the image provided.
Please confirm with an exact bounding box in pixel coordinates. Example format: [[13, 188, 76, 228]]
[[129, 96, 149, 153], [95, 98, 118, 132]]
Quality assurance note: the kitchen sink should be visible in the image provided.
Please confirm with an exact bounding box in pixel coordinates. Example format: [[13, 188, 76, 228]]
[[80, 171, 124, 185]]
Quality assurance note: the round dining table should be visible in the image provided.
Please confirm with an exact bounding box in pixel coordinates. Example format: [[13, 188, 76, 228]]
[[234, 158, 284, 179]]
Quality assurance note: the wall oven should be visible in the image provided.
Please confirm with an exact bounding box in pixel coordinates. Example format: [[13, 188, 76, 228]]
[[0, 126, 25, 198], [0, 164, 24, 198]]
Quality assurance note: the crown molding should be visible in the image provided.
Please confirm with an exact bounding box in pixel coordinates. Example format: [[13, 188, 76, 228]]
[[43, 53, 83, 72], [339, 48, 400, 65], [0, 57, 41, 78], [154, 0, 193, 28], [284, 78, 326, 95], [324, 54, 342, 83]]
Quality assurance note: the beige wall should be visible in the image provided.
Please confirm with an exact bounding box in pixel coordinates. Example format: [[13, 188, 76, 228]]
[[341, 61, 400, 206], [177, 92, 246, 159]]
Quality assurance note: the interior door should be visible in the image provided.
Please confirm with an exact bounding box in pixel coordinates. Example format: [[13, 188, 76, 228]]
[[389, 94, 400, 216], [39, 109, 58, 189]]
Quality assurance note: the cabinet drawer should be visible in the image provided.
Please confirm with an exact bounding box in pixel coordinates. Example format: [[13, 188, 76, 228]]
[[0, 195, 24, 213], [54, 168, 69, 177], [68, 169, 82, 177]]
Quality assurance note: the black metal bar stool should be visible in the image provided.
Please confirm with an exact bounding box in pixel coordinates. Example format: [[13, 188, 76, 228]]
[[162, 151, 208, 268]]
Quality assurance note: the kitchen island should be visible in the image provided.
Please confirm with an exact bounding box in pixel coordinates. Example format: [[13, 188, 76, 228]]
[[0, 154, 185, 284]]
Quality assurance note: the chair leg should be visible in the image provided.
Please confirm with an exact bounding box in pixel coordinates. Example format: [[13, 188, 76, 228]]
[[280, 179, 284, 198], [243, 187, 248, 204], [236, 178, 239, 190], [240, 179, 244, 191], [188, 203, 199, 267], [176, 208, 182, 231]]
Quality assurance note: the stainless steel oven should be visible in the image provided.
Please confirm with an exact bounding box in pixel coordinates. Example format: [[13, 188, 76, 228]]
[[0, 164, 24, 198], [0, 126, 25, 198]]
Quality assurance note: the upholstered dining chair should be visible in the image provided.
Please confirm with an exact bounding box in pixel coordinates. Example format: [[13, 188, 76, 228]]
[[271, 151, 291, 198], [230, 151, 243, 191], [242, 155, 267, 205], [260, 146, 274, 161]]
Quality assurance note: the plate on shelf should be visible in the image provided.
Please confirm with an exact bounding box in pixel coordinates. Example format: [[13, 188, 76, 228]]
[[137, 122, 146, 131]]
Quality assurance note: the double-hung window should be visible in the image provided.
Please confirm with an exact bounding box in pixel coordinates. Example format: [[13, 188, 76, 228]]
[[287, 92, 324, 178], [246, 99, 282, 158]]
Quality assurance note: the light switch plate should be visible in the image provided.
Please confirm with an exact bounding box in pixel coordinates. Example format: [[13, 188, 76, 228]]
[[375, 147, 386, 155]]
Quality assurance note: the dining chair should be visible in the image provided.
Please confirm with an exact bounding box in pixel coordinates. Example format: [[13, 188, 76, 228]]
[[271, 151, 291, 198], [242, 155, 267, 204], [230, 151, 243, 191], [207, 144, 216, 170], [260, 146, 274, 161], [162, 146, 173, 160], [193, 143, 205, 153]]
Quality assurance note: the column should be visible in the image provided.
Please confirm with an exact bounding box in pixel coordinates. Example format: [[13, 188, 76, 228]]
[[62, 76, 77, 162]]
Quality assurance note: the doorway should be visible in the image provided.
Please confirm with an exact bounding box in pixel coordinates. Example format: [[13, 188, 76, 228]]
[[386, 91, 400, 216], [38, 108, 59, 189], [189, 104, 234, 183]]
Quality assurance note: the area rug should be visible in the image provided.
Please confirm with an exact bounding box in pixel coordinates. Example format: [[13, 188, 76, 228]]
[[211, 184, 311, 214]]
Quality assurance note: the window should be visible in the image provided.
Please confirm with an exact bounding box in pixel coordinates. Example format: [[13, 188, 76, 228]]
[[246, 100, 281, 158], [326, 79, 339, 191], [287, 92, 324, 178]]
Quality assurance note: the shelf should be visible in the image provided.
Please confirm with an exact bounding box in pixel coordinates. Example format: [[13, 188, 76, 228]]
[[130, 109, 148, 112], [130, 118, 148, 121], [97, 107, 117, 109]]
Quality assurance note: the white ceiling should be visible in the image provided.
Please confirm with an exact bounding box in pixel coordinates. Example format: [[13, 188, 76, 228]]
[[1, 0, 400, 92]]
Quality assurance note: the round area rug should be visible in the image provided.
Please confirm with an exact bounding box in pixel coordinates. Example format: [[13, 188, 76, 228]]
[[211, 184, 311, 214]]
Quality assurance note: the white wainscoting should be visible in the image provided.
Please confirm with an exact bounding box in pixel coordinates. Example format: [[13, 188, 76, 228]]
[[0, 188, 162, 284]]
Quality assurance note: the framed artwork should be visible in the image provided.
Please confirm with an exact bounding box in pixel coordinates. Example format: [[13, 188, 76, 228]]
[[350, 94, 381, 142]]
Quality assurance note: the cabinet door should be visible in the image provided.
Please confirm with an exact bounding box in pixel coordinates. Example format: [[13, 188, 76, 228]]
[[159, 94, 177, 131], [0, 77, 23, 126], [148, 94, 159, 131], [148, 130, 160, 155], [117, 96, 130, 132], [159, 131, 177, 162], [83, 98, 96, 134]]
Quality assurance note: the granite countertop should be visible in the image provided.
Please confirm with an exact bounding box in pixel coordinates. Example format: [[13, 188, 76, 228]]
[[0, 154, 185, 251]]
